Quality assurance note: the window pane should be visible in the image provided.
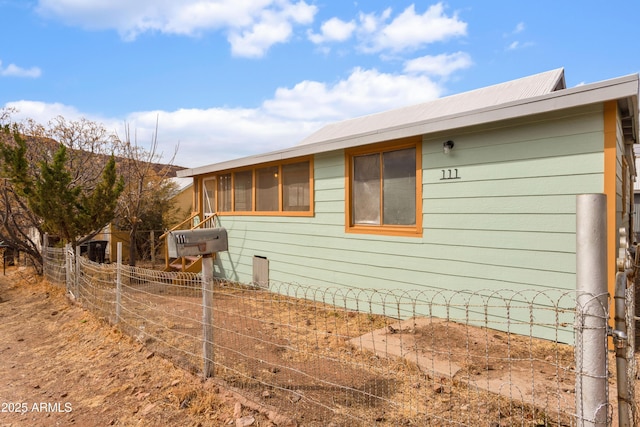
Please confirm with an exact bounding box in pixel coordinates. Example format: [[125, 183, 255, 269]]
[[217, 174, 231, 212], [383, 148, 416, 225], [203, 178, 216, 214], [353, 154, 380, 225], [256, 166, 279, 211], [234, 171, 253, 211], [283, 162, 310, 211]]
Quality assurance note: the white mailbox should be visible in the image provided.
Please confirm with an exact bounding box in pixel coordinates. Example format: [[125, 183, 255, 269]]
[[167, 228, 228, 258]]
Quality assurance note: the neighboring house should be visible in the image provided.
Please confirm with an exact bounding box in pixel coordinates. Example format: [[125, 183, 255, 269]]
[[90, 176, 194, 264], [166, 177, 194, 229], [176, 68, 639, 339]]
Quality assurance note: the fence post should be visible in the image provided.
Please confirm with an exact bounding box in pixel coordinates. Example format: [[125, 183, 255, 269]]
[[65, 243, 73, 296], [202, 254, 214, 378], [115, 242, 122, 324], [150, 231, 155, 265], [575, 194, 609, 427], [75, 245, 81, 302], [42, 234, 48, 278], [614, 271, 632, 426]]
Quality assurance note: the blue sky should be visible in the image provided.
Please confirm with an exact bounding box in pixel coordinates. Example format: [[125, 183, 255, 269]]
[[1, 1, 639, 168]]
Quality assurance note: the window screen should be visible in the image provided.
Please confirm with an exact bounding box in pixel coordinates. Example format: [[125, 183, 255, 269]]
[[217, 174, 231, 212], [283, 161, 310, 211], [234, 171, 252, 211], [256, 166, 279, 211]]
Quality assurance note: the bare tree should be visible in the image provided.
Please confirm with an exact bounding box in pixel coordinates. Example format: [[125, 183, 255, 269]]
[[114, 118, 179, 266], [0, 109, 181, 270]]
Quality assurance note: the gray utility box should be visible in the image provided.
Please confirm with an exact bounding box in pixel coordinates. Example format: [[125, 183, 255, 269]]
[[167, 228, 228, 258]]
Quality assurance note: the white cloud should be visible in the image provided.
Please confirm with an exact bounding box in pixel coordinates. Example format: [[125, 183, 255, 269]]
[[35, 1, 470, 59], [0, 61, 42, 78], [403, 52, 472, 77], [261, 67, 443, 121], [308, 17, 356, 44], [506, 40, 534, 51], [5, 101, 83, 121], [121, 107, 318, 165], [357, 3, 467, 53], [503, 22, 533, 51], [36, 0, 317, 57], [228, 2, 315, 57], [5, 66, 447, 167]]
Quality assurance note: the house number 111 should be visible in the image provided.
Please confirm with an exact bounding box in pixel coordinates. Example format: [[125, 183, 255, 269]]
[[440, 169, 460, 180]]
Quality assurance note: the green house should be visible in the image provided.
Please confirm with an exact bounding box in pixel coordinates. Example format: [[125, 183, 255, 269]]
[[177, 68, 639, 337]]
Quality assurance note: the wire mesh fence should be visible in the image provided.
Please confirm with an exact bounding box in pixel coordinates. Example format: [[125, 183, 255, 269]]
[[42, 245, 67, 286], [42, 246, 636, 426]]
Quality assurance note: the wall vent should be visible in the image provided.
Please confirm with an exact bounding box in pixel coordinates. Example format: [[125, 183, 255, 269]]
[[252, 256, 269, 288]]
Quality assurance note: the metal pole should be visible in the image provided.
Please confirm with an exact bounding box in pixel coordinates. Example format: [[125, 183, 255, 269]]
[[575, 194, 609, 427], [115, 242, 122, 324], [202, 254, 214, 378]]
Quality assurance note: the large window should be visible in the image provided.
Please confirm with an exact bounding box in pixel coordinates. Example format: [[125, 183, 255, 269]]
[[210, 158, 313, 216], [346, 138, 422, 236]]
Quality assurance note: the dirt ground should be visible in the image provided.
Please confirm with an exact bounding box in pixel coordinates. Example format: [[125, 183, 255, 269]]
[[0, 268, 283, 427]]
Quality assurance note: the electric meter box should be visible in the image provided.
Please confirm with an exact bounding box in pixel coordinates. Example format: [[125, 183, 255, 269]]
[[167, 228, 228, 258]]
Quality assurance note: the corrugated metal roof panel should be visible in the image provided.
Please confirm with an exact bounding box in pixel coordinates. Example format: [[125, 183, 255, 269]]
[[298, 68, 565, 146]]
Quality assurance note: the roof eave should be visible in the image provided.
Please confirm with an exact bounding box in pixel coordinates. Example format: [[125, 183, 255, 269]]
[[177, 73, 639, 178]]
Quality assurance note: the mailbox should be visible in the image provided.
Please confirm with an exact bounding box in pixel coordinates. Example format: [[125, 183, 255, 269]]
[[167, 228, 228, 258]]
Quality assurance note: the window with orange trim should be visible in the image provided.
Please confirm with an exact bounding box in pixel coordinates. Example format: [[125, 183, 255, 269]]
[[211, 158, 313, 216], [346, 138, 422, 236]]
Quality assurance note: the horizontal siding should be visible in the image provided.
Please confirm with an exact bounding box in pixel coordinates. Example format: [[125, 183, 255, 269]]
[[425, 173, 603, 198], [425, 228, 575, 253], [424, 212, 575, 233], [423, 105, 604, 157], [429, 150, 603, 181], [214, 107, 605, 328], [426, 195, 577, 214]]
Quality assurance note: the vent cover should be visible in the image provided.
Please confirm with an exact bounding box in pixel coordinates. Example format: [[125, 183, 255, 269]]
[[252, 256, 269, 288]]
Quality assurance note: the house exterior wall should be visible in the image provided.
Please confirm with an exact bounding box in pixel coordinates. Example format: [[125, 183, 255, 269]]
[[167, 185, 194, 229], [213, 104, 606, 291], [423, 104, 605, 292]]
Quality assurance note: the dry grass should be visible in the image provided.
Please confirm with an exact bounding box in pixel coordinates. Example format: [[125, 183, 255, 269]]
[[109, 281, 578, 425]]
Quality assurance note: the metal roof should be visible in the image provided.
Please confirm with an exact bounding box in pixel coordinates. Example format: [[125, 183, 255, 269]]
[[297, 68, 566, 147], [178, 69, 639, 178]]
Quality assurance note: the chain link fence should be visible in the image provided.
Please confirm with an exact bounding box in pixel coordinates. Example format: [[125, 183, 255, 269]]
[[42, 245, 637, 426]]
